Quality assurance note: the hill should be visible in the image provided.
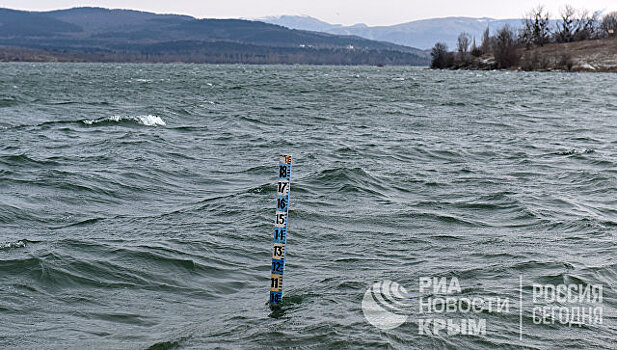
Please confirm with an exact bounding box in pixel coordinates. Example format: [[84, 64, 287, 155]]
[[257, 15, 343, 33], [260, 15, 530, 49], [0, 7, 429, 65]]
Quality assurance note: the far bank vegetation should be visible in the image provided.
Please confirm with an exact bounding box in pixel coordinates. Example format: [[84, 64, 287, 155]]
[[431, 5, 617, 72]]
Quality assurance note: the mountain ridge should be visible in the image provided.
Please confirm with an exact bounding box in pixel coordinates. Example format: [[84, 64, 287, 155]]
[[259, 15, 527, 49], [0, 7, 429, 65]]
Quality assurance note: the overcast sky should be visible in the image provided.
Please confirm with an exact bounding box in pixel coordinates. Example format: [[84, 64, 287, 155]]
[[2, 0, 617, 26]]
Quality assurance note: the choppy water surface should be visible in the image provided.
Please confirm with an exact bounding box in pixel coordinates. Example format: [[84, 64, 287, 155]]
[[0, 63, 616, 349]]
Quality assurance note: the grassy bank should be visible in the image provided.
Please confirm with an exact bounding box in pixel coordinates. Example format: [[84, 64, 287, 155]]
[[447, 37, 617, 72], [520, 37, 617, 72]]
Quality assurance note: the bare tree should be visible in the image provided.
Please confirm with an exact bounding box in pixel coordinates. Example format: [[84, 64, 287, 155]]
[[602, 11, 617, 37], [556, 4, 576, 42], [457, 32, 471, 54], [494, 25, 520, 69], [481, 26, 491, 53], [573, 10, 599, 41], [470, 37, 482, 57], [522, 5, 551, 46]]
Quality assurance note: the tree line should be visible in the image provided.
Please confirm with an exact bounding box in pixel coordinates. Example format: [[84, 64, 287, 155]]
[[0, 42, 429, 66], [431, 5, 617, 70]]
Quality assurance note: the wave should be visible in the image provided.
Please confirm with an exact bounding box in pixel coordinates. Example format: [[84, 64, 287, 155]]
[[556, 148, 595, 156], [0, 239, 32, 250], [305, 167, 388, 195], [0, 97, 21, 107], [3, 115, 167, 130], [82, 115, 166, 127], [0, 153, 61, 167]]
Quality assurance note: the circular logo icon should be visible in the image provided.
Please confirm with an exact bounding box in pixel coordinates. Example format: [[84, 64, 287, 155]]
[[362, 280, 412, 330]]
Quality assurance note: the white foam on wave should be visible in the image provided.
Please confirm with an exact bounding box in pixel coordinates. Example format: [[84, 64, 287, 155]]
[[0, 240, 26, 249], [135, 115, 166, 126], [82, 115, 166, 127]]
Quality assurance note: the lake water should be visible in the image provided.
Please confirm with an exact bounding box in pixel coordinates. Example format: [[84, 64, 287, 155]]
[[0, 63, 616, 349]]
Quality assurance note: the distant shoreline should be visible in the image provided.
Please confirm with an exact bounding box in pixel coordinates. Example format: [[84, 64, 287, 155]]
[[0, 45, 429, 66], [2, 38, 615, 72]]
